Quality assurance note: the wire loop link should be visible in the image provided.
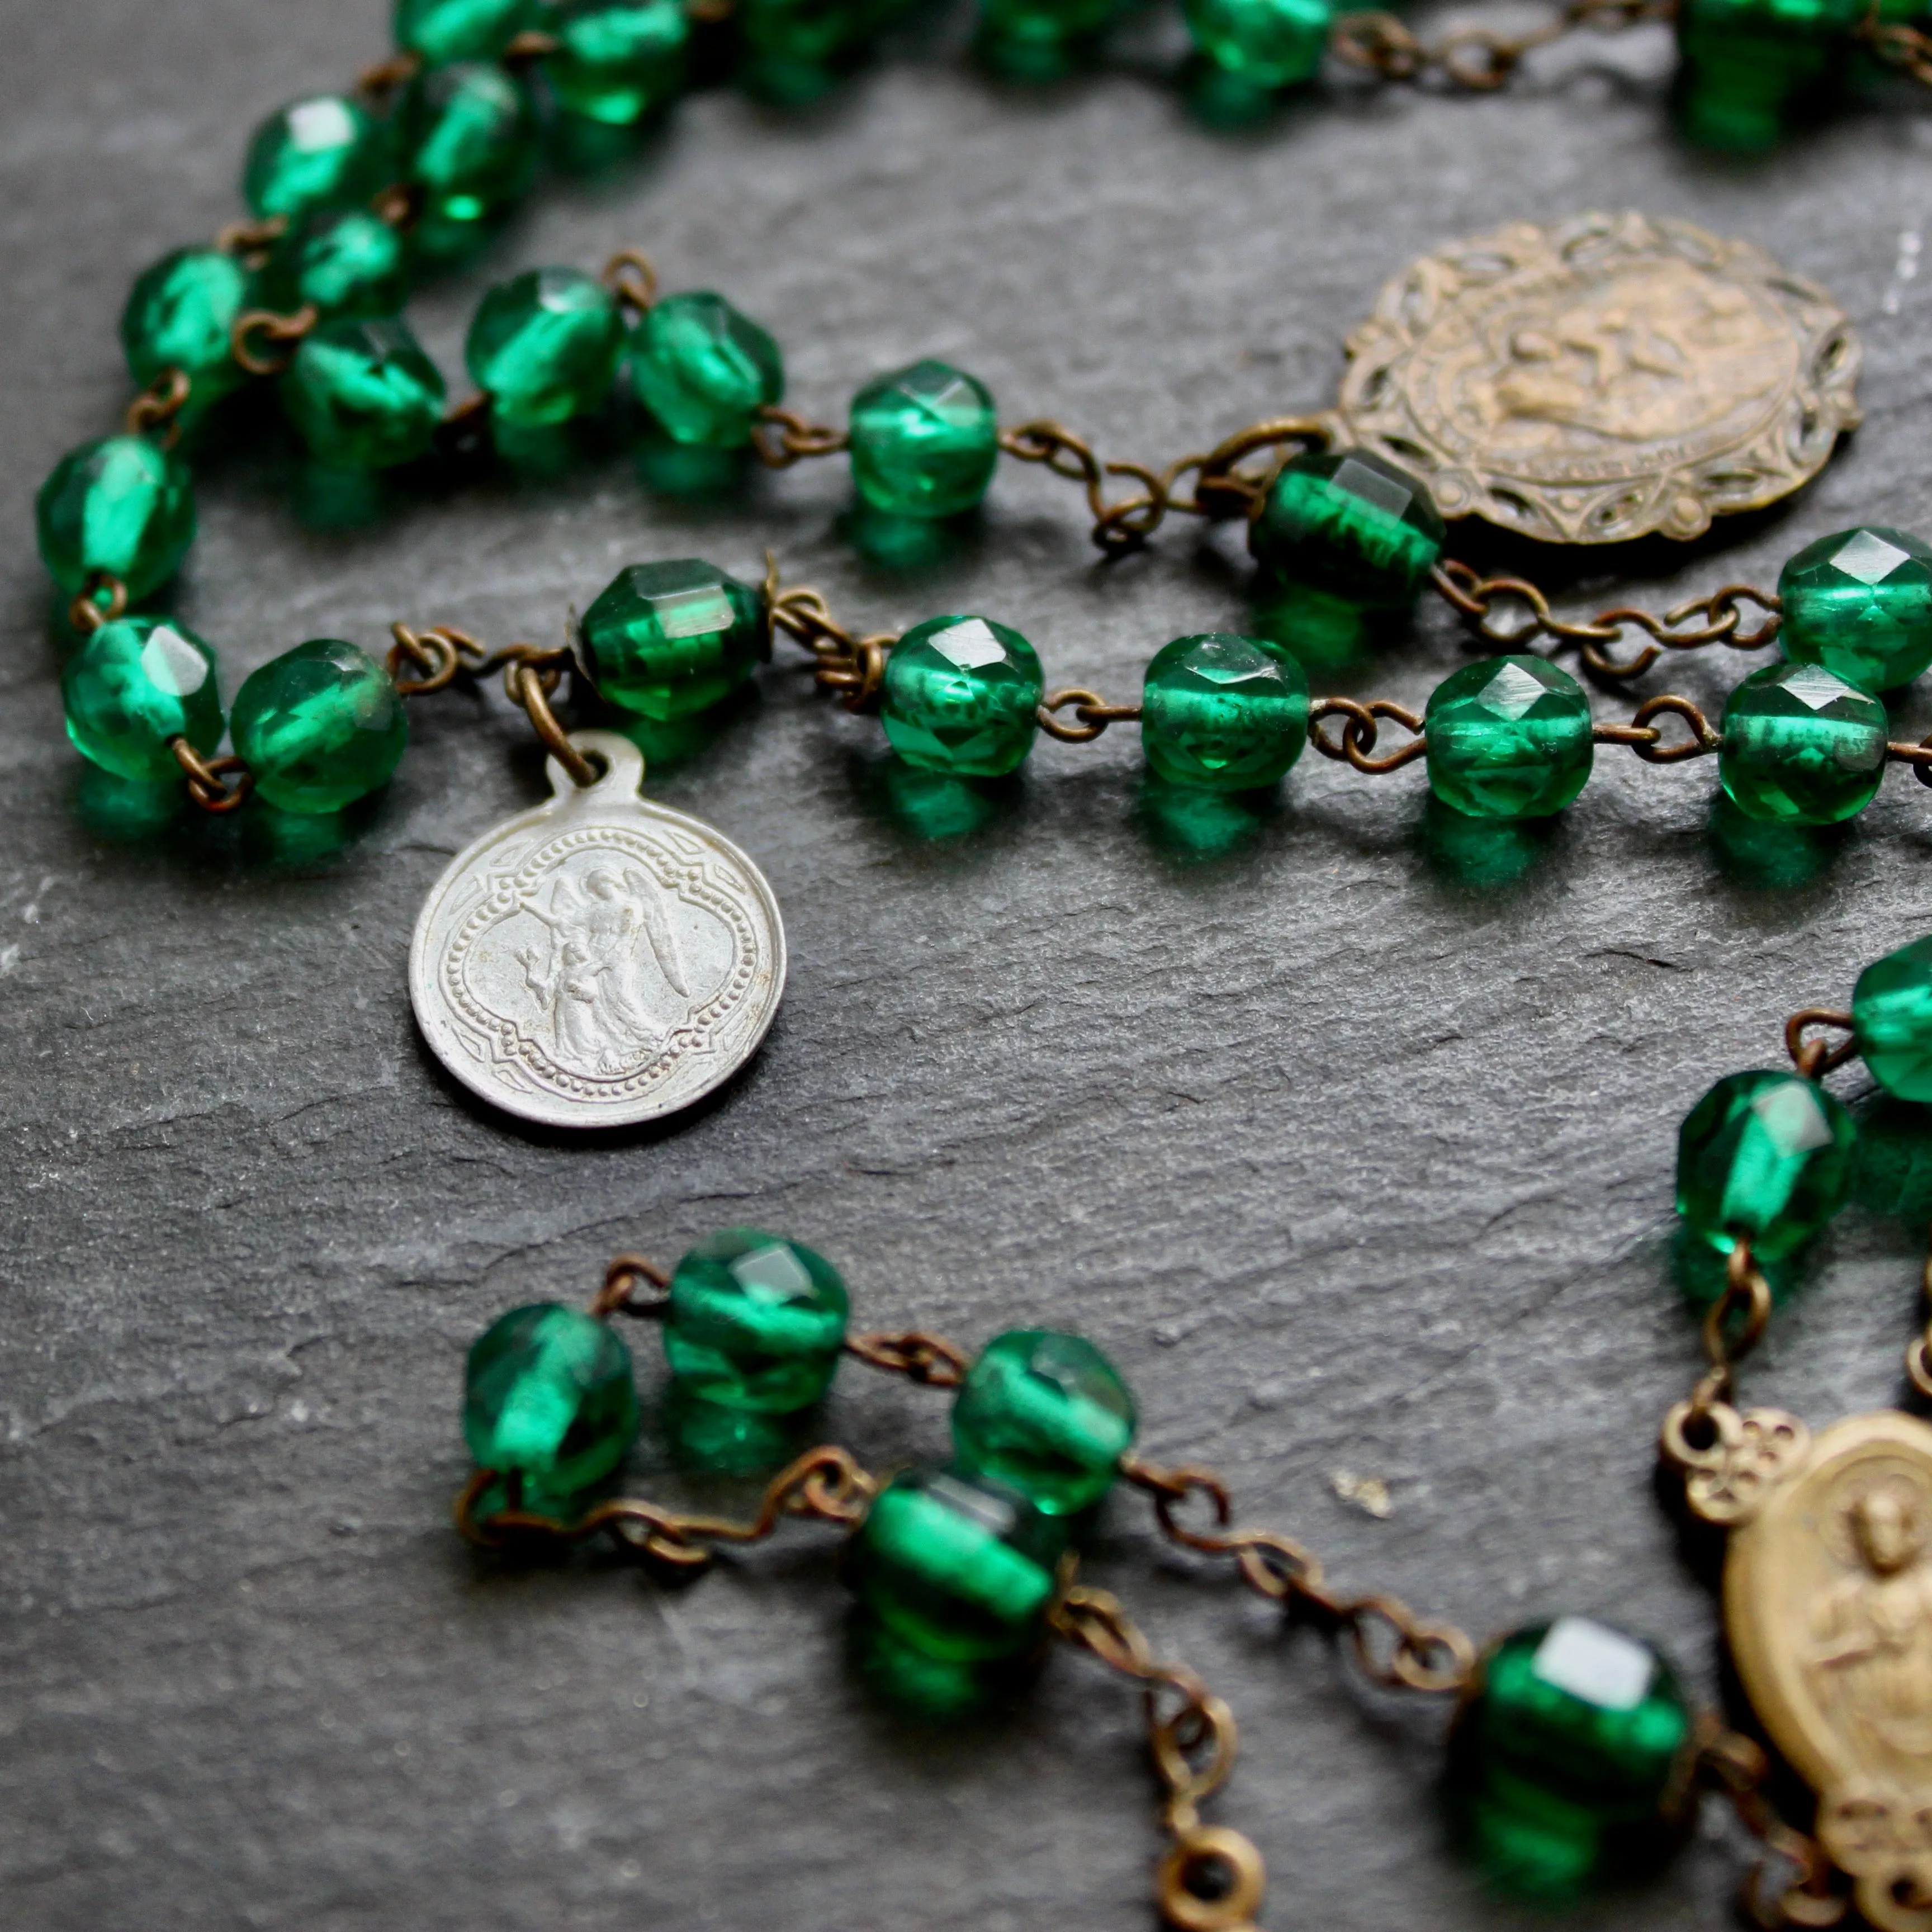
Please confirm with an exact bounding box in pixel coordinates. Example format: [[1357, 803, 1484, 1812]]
[[1333, 0, 1675, 90], [231, 303, 320, 376], [501, 650, 596, 787], [1888, 733, 1932, 790], [1432, 560, 1779, 679], [1037, 688, 1143, 742], [171, 737, 255, 813], [997, 420, 1169, 553], [125, 367, 193, 446], [601, 247, 659, 318], [844, 1330, 972, 1386], [1699, 1720, 1848, 1928], [1783, 1006, 1856, 1081], [358, 50, 423, 96], [751, 405, 848, 469], [1658, 1240, 1775, 1465], [215, 214, 289, 262], [1308, 695, 1426, 773], [766, 562, 894, 711], [386, 621, 488, 695], [588, 1252, 673, 1319], [1118, 1453, 1475, 1693], [1861, 11, 1932, 85], [456, 1443, 877, 1565], [1592, 693, 1722, 763], [67, 570, 129, 636], [1163, 415, 1335, 522], [1907, 1227, 1932, 1403]]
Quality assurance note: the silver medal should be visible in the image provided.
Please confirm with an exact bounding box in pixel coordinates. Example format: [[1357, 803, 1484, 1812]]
[[409, 730, 785, 1129]]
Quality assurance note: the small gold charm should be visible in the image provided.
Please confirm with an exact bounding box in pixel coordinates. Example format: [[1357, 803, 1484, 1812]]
[[1726, 1412, 1932, 1932], [1338, 210, 1860, 546]]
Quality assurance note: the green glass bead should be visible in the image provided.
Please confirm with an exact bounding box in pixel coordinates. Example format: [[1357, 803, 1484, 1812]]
[[120, 247, 254, 410], [35, 435, 196, 602], [1248, 448, 1445, 609], [979, 0, 1117, 45], [465, 267, 623, 428], [61, 617, 224, 783], [396, 0, 538, 61], [881, 615, 1043, 778], [1450, 1618, 1694, 1897], [628, 292, 784, 448], [544, 0, 689, 124], [1780, 526, 1932, 693], [242, 94, 385, 220], [263, 209, 410, 321], [1182, 0, 1331, 86], [661, 1228, 850, 1413], [849, 1468, 1068, 1662], [1677, 1068, 1855, 1260], [1141, 632, 1309, 791], [849, 360, 1000, 520], [281, 317, 447, 470], [1853, 937, 1932, 1103], [230, 638, 410, 813], [579, 559, 765, 719], [1719, 661, 1888, 826], [463, 1303, 640, 1500], [1424, 655, 1593, 820], [741, 0, 890, 66], [401, 61, 539, 227], [951, 1330, 1136, 1516]]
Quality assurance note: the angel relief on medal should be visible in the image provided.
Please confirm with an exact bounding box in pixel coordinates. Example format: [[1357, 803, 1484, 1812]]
[[441, 823, 756, 1101], [1727, 1414, 1932, 1932]]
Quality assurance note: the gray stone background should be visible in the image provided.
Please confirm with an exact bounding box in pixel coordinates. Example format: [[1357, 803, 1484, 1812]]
[[5, 0, 1932, 1926]]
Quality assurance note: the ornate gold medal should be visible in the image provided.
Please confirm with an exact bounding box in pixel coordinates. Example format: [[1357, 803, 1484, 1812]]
[[1338, 210, 1861, 546]]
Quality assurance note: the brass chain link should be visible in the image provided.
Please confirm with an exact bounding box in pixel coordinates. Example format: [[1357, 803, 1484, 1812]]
[[1907, 1227, 1932, 1403], [588, 1252, 673, 1319], [1698, 1720, 1848, 1928], [1658, 1241, 1774, 1478], [1859, 8, 1932, 84], [601, 247, 659, 319], [1432, 560, 1781, 680], [844, 1330, 972, 1386], [765, 560, 895, 710], [997, 421, 1170, 555], [1333, 0, 1675, 91], [1783, 1006, 1857, 1082], [230, 302, 321, 377], [1306, 696, 1427, 773], [125, 367, 192, 447], [1118, 1453, 1476, 1694], [751, 404, 849, 470], [1052, 1583, 1267, 1932]]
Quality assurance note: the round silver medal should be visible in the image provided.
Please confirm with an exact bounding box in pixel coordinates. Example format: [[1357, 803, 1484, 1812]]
[[409, 731, 785, 1129]]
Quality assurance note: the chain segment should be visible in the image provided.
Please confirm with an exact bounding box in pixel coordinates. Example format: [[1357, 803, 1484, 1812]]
[[1783, 1006, 1857, 1081], [751, 404, 849, 470], [1052, 1584, 1267, 1932], [1699, 1721, 1848, 1928], [1860, 10, 1932, 83], [588, 1252, 673, 1319], [1332, 0, 1676, 91], [1907, 1229, 1932, 1402], [230, 302, 321, 376], [844, 1329, 972, 1386], [1432, 560, 1782, 680], [1118, 1454, 1475, 1694], [997, 421, 1170, 555], [125, 368, 192, 447], [1306, 696, 1427, 773]]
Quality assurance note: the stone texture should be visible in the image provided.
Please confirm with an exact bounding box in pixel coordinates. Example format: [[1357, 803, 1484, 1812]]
[[4, 3, 1932, 1930]]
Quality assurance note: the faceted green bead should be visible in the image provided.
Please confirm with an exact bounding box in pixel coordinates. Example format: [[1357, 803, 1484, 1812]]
[[1450, 1618, 1694, 1897], [401, 61, 539, 227], [881, 615, 1043, 777], [1780, 526, 1932, 693], [1248, 448, 1445, 609], [463, 1303, 640, 1500], [980, 0, 1117, 45], [281, 317, 447, 470], [1182, 0, 1332, 86], [661, 1228, 850, 1413], [1677, 1068, 1855, 1260], [849, 1468, 1068, 1663], [120, 247, 254, 410], [1719, 661, 1888, 826], [465, 267, 623, 428], [1675, 0, 1860, 149], [1424, 655, 1594, 820], [951, 1331, 1136, 1516], [61, 617, 224, 783], [1853, 937, 1932, 1102], [628, 292, 784, 448], [35, 435, 197, 602], [544, 0, 689, 125], [263, 209, 410, 321], [1141, 631, 1309, 791], [395, 0, 538, 62], [242, 94, 385, 220], [849, 361, 1000, 520], [230, 638, 410, 813], [579, 559, 765, 719]]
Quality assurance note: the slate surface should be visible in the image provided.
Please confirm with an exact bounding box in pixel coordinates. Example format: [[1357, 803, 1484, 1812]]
[[5, 3, 1932, 1927]]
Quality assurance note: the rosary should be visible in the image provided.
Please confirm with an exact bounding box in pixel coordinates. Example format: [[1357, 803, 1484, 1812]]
[[37, 0, 1932, 1921]]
